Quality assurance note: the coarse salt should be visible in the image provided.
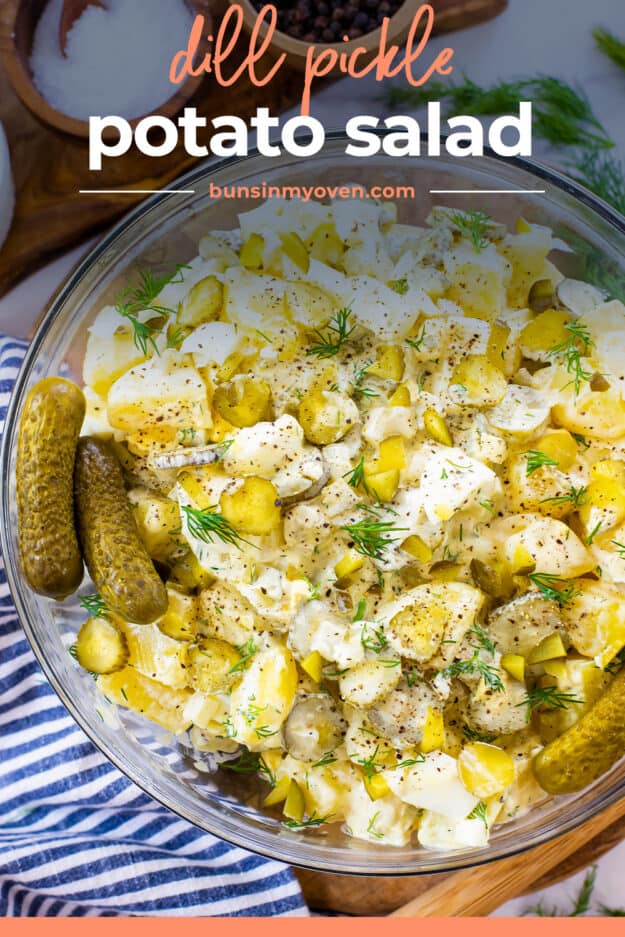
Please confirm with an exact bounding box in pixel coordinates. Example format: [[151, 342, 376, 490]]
[[30, 0, 194, 121]]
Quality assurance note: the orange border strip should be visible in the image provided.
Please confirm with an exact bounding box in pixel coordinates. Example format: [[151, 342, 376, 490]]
[[1, 919, 623, 931]]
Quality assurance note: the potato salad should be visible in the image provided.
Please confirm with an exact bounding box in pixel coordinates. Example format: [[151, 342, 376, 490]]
[[68, 197, 625, 850]]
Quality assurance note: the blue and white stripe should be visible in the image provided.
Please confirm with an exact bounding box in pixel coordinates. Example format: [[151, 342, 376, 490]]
[[0, 336, 308, 917]]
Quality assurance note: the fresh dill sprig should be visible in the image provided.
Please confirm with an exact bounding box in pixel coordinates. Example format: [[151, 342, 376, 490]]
[[405, 323, 427, 352], [352, 598, 368, 622], [540, 485, 588, 509], [585, 521, 603, 545], [384, 76, 613, 148], [611, 539, 625, 559], [343, 456, 368, 492], [115, 264, 189, 356], [166, 326, 187, 351], [79, 593, 110, 619], [441, 648, 504, 692], [228, 638, 258, 674], [254, 725, 279, 739], [467, 623, 497, 656], [68, 643, 79, 661], [352, 361, 379, 399], [569, 149, 625, 215], [529, 572, 580, 607], [548, 320, 595, 396], [519, 685, 583, 715], [594, 27, 625, 72], [358, 744, 385, 779], [523, 866, 598, 917], [221, 749, 275, 786], [182, 504, 249, 549], [312, 752, 338, 768], [361, 623, 388, 654], [306, 307, 355, 359], [450, 210, 491, 252], [467, 801, 488, 831], [462, 724, 497, 744], [599, 905, 625, 917], [283, 812, 334, 829], [341, 509, 407, 561], [526, 450, 559, 476]]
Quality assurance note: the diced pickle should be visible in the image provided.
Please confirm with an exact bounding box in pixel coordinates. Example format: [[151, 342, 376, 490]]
[[221, 477, 281, 536], [178, 275, 223, 326], [423, 408, 453, 446], [368, 345, 405, 381], [213, 376, 273, 428], [280, 232, 310, 273], [284, 696, 346, 761], [306, 223, 344, 266], [298, 390, 356, 446], [528, 278, 557, 313], [520, 309, 571, 354], [76, 617, 128, 674], [240, 233, 264, 269], [188, 637, 241, 693], [451, 354, 507, 407], [458, 742, 515, 798]]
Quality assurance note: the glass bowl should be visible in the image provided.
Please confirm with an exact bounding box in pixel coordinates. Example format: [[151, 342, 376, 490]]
[[3, 134, 625, 876]]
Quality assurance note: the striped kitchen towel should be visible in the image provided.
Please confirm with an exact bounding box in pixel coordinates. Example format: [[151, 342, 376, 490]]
[[0, 336, 308, 918]]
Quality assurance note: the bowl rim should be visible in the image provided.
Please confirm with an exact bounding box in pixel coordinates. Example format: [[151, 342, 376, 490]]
[[3, 132, 625, 876]]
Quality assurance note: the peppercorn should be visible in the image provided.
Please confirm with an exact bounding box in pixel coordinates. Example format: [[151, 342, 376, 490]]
[[251, 0, 404, 43]]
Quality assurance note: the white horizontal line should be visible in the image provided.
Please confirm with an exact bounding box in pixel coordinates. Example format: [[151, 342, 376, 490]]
[[430, 189, 546, 194], [79, 189, 195, 194]]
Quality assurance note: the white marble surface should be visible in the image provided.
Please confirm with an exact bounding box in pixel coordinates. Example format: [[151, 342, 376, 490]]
[[1, 0, 625, 916]]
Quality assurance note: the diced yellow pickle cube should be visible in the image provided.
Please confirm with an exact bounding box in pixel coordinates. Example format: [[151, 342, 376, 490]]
[[420, 706, 445, 753], [213, 376, 273, 428], [451, 354, 507, 407], [542, 659, 568, 681], [301, 651, 323, 684], [363, 468, 399, 502], [487, 321, 512, 373], [527, 633, 567, 664], [401, 535, 433, 564], [501, 653, 526, 682], [279, 232, 310, 273], [591, 459, 625, 485], [239, 233, 264, 269], [520, 310, 571, 354], [306, 223, 344, 266], [535, 430, 578, 472], [263, 775, 291, 807], [515, 217, 532, 234], [368, 345, 405, 381], [511, 543, 535, 573], [364, 772, 391, 801], [220, 476, 282, 536], [388, 383, 411, 407], [423, 408, 453, 446], [283, 779, 306, 821], [579, 477, 625, 532], [178, 275, 223, 326], [334, 550, 365, 580], [377, 436, 407, 472], [458, 742, 516, 799], [188, 637, 240, 693], [170, 554, 214, 591]]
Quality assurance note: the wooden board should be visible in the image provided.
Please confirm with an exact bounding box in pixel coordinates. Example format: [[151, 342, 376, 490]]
[[0, 0, 507, 297], [296, 810, 625, 915]]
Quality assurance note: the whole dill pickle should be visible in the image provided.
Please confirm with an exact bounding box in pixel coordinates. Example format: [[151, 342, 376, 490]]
[[533, 667, 625, 794], [17, 377, 85, 599], [74, 437, 167, 623]]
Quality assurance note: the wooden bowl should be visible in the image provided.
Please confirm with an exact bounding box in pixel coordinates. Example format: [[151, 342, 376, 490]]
[[0, 0, 211, 139], [232, 0, 419, 72]]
